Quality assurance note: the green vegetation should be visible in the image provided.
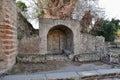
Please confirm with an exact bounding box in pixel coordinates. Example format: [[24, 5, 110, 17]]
[[117, 29, 120, 35], [16, 1, 27, 12], [90, 19, 120, 42], [63, 0, 70, 4]]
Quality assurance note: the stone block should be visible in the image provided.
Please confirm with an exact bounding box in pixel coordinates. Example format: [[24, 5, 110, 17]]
[[2, 74, 46, 80], [78, 71, 100, 77], [96, 69, 120, 75], [17, 54, 46, 63], [73, 53, 100, 62], [46, 72, 79, 80]]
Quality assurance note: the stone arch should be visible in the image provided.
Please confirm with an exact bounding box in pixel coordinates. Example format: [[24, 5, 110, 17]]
[[47, 25, 74, 55]]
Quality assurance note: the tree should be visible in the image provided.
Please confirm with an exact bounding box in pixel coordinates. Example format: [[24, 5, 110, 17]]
[[37, 0, 77, 19], [72, 0, 104, 33], [16, 1, 27, 12], [90, 19, 120, 41]]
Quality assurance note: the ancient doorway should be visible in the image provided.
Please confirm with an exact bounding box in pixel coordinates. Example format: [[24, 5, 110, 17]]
[[47, 25, 73, 55]]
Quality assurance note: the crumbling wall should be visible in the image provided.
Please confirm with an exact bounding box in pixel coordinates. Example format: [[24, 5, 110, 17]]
[[73, 34, 105, 62], [79, 34, 105, 54], [17, 10, 39, 40]]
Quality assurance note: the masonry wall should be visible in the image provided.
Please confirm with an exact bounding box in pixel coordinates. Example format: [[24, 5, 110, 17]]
[[17, 10, 39, 54], [39, 18, 81, 55], [0, 0, 17, 69], [17, 11, 39, 40], [79, 34, 105, 53], [39, 18, 105, 57], [18, 36, 40, 54]]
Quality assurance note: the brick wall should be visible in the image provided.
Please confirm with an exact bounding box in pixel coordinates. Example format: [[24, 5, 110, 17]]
[[0, 0, 17, 69]]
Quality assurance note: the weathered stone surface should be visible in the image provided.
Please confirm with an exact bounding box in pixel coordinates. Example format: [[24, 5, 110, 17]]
[[96, 69, 120, 75], [17, 10, 38, 40], [46, 55, 68, 61], [39, 18, 80, 55], [18, 36, 40, 54], [46, 72, 79, 80], [39, 18, 105, 61], [2, 74, 46, 80], [78, 71, 100, 77], [17, 54, 46, 63], [2, 69, 120, 80], [0, 0, 17, 70], [73, 53, 100, 62]]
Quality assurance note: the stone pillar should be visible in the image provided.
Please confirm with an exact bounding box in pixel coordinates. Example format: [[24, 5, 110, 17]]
[[0, 0, 17, 69]]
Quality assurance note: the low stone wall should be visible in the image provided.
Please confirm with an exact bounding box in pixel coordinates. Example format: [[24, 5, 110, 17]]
[[70, 34, 105, 62], [18, 34, 105, 62], [17, 54, 46, 63]]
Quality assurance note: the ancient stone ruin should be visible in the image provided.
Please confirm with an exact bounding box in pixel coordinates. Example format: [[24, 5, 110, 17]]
[[0, 0, 105, 71], [39, 18, 105, 61]]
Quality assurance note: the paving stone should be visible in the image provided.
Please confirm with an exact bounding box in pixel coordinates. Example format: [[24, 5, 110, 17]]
[[77, 71, 100, 77], [2, 69, 120, 80], [2, 74, 46, 80], [102, 78, 120, 80], [46, 72, 79, 80], [96, 69, 120, 75]]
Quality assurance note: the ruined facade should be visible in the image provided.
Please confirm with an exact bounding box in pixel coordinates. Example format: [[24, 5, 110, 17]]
[[0, 0, 17, 70], [0, 0, 106, 71], [39, 18, 105, 60]]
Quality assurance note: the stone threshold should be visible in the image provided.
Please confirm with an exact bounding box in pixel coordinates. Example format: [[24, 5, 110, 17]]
[[1, 68, 120, 80]]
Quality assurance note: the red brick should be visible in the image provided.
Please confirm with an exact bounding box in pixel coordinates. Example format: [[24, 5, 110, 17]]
[[0, 29, 14, 34], [5, 14, 9, 18], [0, 35, 15, 39], [0, 40, 15, 44], [2, 40, 15, 44], [0, 25, 15, 30], [5, 45, 15, 49], [4, 50, 16, 55]]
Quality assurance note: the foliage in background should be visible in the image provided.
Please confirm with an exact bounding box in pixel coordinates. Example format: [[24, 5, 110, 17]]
[[117, 29, 120, 35], [16, 1, 27, 12], [90, 19, 120, 42]]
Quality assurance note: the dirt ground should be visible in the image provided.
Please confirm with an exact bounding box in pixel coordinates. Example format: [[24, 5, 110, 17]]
[[7, 61, 118, 75]]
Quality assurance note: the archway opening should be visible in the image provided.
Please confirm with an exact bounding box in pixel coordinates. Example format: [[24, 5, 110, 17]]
[[47, 25, 73, 55]]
